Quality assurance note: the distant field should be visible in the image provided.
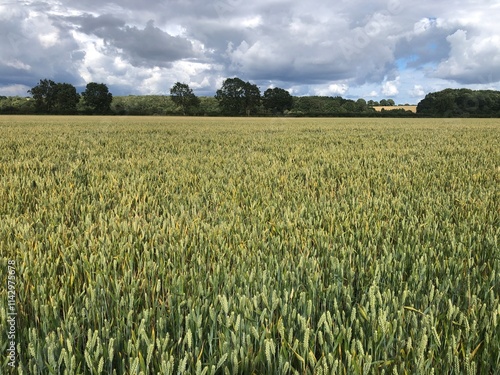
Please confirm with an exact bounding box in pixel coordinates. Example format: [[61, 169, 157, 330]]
[[1, 116, 499, 374], [372, 105, 417, 113]]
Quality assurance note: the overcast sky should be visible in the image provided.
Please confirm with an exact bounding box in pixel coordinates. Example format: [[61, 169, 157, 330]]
[[1, 0, 499, 103]]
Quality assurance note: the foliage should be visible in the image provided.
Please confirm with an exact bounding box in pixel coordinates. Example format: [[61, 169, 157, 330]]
[[262, 87, 294, 114], [198, 96, 221, 116], [27, 79, 79, 114], [52, 83, 80, 114], [0, 94, 415, 117], [356, 98, 368, 112], [379, 108, 417, 117], [170, 82, 200, 115], [417, 89, 500, 117], [111, 95, 178, 115], [1, 116, 499, 374], [0, 96, 36, 114], [110, 96, 220, 116], [379, 99, 395, 106], [81, 83, 113, 114], [368, 99, 395, 107], [27, 79, 57, 113], [215, 77, 261, 116], [290, 96, 377, 116], [12, 79, 500, 117]]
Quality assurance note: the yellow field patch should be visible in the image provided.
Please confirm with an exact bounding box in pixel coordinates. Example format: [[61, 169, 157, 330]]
[[372, 105, 417, 112]]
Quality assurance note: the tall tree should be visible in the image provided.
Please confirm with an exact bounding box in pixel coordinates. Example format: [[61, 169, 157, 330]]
[[356, 98, 368, 112], [28, 79, 57, 113], [170, 82, 200, 115], [215, 78, 261, 116], [52, 83, 80, 114], [28, 79, 79, 113], [82, 82, 113, 113], [262, 87, 293, 114], [243, 82, 261, 116]]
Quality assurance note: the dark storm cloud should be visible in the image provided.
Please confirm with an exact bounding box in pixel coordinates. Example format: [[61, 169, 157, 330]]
[[67, 14, 196, 68], [0, 2, 85, 92]]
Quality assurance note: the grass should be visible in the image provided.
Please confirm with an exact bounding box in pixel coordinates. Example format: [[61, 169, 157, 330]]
[[0, 116, 499, 374]]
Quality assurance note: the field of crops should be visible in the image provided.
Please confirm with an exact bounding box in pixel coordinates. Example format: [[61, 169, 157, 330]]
[[1, 116, 499, 374]]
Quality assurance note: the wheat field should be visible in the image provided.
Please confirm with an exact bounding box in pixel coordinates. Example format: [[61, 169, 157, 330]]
[[371, 106, 417, 113], [1, 116, 499, 374]]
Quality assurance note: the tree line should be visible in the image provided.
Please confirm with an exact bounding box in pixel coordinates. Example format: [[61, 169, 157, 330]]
[[24, 79, 113, 114], [0, 77, 404, 116], [1, 78, 499, 117], [417, 88, 500, 117]]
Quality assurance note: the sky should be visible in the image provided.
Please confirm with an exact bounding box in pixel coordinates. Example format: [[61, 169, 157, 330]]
[[1, 0, 500, 104]]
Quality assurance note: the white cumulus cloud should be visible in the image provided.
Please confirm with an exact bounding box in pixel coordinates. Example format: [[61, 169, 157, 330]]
[[434, 29, 500, 84], [382, 78, 400, 96]]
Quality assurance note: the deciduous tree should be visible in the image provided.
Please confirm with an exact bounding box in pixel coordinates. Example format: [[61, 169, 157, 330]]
[[215, 78, 261, 116], [28, 79, 79, 113], [82, 82, 113, 113], [170, 82, 200, 115], [262, 87, 293, 114], [53, 83, 80, 113], [28, 79, 57, 113]]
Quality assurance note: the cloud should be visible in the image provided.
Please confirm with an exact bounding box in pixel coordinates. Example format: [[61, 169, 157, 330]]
[[413, 17, 437, 35], [409, 85, 425, 97], [68, 15, 196, 68], [314, 83, 349, 96], [433, 29, 500, 84], [0, 84, 32, 96], [0, 2, 84, 90], [0, 0, 499, 103], [382, 78, 400, 96], [0, 58, 31, 71]]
